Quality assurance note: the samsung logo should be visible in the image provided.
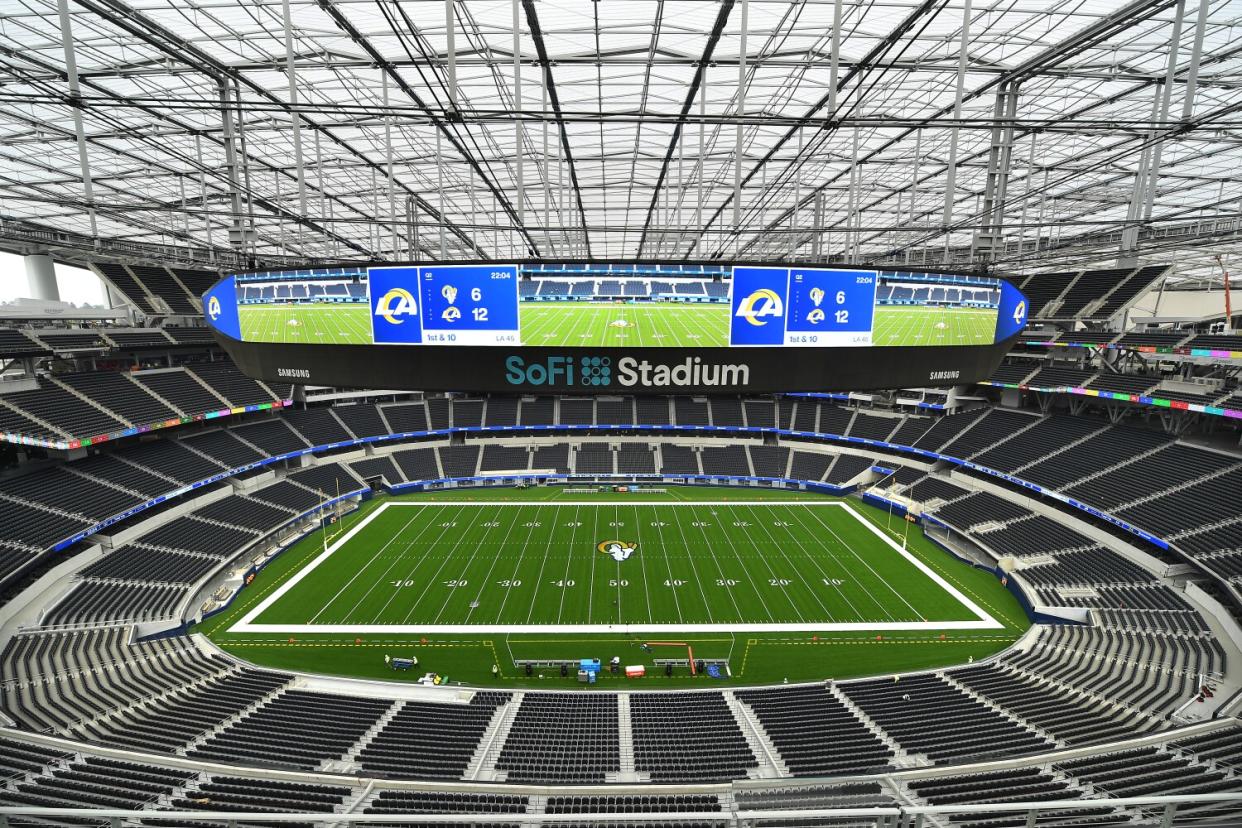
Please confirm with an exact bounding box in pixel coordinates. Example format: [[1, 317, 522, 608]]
[[277, 368, 311, 379], [929, 370, 960, 381]]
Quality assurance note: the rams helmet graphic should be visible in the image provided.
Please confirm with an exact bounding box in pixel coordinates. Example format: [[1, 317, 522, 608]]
[[374, 287, 418, 325], [734, 288, 784, 326], [597, 540, 637, 562]]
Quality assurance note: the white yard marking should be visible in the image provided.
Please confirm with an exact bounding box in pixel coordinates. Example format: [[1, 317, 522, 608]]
[[230, 500, 1002, 634]]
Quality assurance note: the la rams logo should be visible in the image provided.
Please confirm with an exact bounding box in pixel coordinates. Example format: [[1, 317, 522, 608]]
[[734, 288, 784, 326], [1012, 299, 1026, 326], [597, 540, 637, 563], [207, 295, 221, 321], [374, 287, 418, 325]]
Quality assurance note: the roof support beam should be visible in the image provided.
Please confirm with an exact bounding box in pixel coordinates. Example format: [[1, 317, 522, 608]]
[[218, 78, 251, 252], [733, 0, 748, 248], [1141, 0, 1187, 225], [279, 0, 308, 220], [446, 0, 459, 116], [55, 0, 96, 240], [1122, 0, 1187, 263], [512, 0, 525, 248], [699, 0, 947, 259], [521, 0, 591, 258], [733, 0, 1179, 261], [827, 0, 842, 116], [941, 0, 972, 228], [74, 0, 476, 260], [635, 0, 735, 258], [1181, 0, 1211, 120], [973, 83, 1020, 262]]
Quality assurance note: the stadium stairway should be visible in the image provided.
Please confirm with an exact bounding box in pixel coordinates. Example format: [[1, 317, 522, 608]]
[[0, 397, 71, 441], [334, 699, 405, 773], [826, 683, 923, 769], [176, 677, 292, 757], [939, 671, 1064, 750], [1113, 457, 1242, 514], [615, 693, 638, 782], [67, 658, 241, 745], [1008, 421, 1112, 477], [467, 691, 524, 782], [723, 691, 788, 778], [126, 371, 189, 418], [44, 374, 136, 429]]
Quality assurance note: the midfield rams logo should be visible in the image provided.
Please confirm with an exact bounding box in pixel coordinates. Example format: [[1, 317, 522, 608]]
[[374, 287, 418, 325], [734, 288, 784, 326], [597, 540, 637, 562], [207, 295, 221, 321]]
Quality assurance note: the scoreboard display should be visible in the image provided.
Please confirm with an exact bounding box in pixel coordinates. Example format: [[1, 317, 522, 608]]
[[369, 264, 519, 346], [732, 266, 878, 347], [204, 260, 1027, 394]]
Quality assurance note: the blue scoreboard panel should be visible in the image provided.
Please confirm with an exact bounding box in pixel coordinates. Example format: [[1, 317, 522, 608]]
[[730, 267, 877, 347], [368, 264, 519, 346]]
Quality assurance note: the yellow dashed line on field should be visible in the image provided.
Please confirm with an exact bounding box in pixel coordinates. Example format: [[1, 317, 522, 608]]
[[220, 639, 497, 650]]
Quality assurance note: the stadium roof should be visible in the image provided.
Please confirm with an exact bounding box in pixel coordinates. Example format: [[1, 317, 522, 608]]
[[0, 0, 1239, 282]]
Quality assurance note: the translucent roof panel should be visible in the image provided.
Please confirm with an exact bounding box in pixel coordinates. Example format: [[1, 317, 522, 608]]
[[0, 0, 1237, 283]]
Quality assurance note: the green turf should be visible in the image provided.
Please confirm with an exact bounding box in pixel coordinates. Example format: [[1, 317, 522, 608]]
[[519, 302, 731, 348], [199, 487, 1029, 689], [239, 303, 372, 345], [245, 501, 975, 628], [237, 299, 999, 349], [871, 305, 998, 347]]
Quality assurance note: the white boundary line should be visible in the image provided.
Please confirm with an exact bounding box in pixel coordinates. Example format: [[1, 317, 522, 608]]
[[229, 501, 1002, 634]]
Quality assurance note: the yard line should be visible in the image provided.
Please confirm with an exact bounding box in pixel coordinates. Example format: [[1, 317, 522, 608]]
[[460, 503, 540, 622], [630, 505, 656, 623], [349, 503, 475, 623], [523, 505, 570, 623], [679, 504, 751, 623], [492, 504, 559, 622], [552, 504, 582, 625], [798, 503, 926, 620], [738, 503, 860, 622], [414, 504, 509, 624], [681, 304, 729, 348], [306, 504, 432, 623], [697, 503, 798, 621], [585, 504, 606, 622], [665, 506, 740, 620], [639, 504, 683, 623]]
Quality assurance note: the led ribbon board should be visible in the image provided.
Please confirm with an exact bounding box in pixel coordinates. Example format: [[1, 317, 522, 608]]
[[204, 262, 1027, 394]]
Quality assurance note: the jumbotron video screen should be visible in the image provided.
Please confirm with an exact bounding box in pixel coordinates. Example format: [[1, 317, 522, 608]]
[[207, 263, 1022, 349], [204, 261, 1027, 393]]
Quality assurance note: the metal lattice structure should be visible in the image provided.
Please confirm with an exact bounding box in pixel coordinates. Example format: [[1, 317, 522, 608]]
[[0, 0, 1239, 281]]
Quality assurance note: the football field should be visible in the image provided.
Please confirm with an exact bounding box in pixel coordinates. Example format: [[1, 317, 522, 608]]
[[236, 300, 998, 349], [519, 302, 731, 348], [871, 305, 998, 347], [232, 500, 997, 634], [239, 303, 372, 345]]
